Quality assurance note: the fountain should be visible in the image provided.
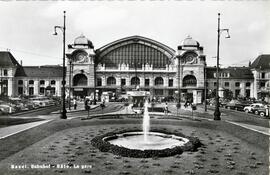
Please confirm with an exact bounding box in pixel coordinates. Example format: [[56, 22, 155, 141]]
[[143, 100, 150, 142], [91, 95, 201, 158]]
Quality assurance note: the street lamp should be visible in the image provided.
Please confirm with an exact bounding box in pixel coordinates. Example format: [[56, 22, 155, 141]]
[[176, 55, 181, 115], [53, 11, 67, 119], [68, 58, 72, 110], [214, 13, 230, 120]]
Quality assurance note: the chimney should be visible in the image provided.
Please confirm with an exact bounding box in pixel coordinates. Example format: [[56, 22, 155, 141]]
[[20, 60, 23, 66]]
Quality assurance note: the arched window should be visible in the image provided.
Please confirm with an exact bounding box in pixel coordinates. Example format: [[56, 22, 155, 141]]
[[131, 77, 140, 86], [29, 80, 34, 85], [107, 77, 116, 86], [183, 75, 197, 87], [73, 74, 87, 86], [155, 77, 164, 86]]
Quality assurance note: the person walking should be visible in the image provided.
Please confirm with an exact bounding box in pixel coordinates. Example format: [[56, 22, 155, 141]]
[[73, 98, 77, 110], [164, 102, 168, 115]]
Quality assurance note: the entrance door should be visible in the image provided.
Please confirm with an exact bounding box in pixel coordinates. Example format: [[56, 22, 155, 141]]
[[185, 93, 193, 103]]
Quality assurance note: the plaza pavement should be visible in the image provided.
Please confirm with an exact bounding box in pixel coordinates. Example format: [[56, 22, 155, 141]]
[[0, 102, 269, 141]]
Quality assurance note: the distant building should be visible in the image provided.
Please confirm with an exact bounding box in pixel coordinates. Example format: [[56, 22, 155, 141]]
[[250, 54, 270, 103], [206, 66, 254, 99], [0, 51, 63, 97], [0, 35, 269, 104]]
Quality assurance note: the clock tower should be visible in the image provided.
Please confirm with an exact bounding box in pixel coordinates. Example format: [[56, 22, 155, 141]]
[[66, 34, 95, 98], [176, 35, 206, 104]]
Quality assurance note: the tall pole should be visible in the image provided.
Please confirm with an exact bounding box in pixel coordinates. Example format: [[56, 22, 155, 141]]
[[204, 63, 207, 112], [68, 59, 72, 110], [93, 57, 97, 105], [61, 11, 67, 119], [214, 13, 221, 120], [177, 56, 181, 115]]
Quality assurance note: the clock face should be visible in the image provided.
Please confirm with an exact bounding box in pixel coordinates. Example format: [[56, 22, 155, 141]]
[[184, 53, 197, 64], [75, 52, 87, 63]]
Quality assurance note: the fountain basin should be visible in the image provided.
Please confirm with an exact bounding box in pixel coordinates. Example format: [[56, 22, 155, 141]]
[[91, 129, 201, 158], [105, 132, 189, 150]]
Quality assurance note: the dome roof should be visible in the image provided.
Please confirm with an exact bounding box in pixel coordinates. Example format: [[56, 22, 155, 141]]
[[180, 35, 200, 47], [74, 34, 94, 48]]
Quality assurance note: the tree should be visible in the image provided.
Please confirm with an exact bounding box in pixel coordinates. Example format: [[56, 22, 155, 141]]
[[223, 89, 233, 100]]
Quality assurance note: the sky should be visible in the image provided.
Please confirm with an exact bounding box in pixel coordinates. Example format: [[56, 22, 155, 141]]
[[0, 1, 269, 67]]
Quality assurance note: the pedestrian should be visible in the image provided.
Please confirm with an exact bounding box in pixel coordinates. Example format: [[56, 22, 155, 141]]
[[164, 102, 168, 115], [73, 98, 77, 110], [85, 99, 90, 117]]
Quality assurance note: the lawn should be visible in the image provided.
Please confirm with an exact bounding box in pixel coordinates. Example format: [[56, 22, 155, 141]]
[[0, 116, 268, 175]]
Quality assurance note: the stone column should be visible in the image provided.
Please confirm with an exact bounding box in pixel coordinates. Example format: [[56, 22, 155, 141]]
[[7, 78, 13, 96], [193, 90, 198, 104], [116, 77, 121, 86], [102, 77, 106, 87], [34, 80, 39, 96]]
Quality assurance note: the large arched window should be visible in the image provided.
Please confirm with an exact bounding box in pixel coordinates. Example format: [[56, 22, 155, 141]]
[[183, 75, 197, 87], [73, 74, 87, 86], [155, 77, 164, 86], [131, 77, 140, 86], [107, 77, 116, 86]]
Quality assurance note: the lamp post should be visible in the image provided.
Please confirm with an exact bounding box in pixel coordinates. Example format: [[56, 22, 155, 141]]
[[214, 13, 230, 120], [53, 11, 67, 119], [176, 55, 181, 115], [204, 62, 207, 112], [68, 58, 72, 110]]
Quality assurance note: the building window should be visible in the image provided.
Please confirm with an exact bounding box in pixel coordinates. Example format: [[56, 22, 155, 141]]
[[145, 79, 149, 86], [214, 82, 217, 86], [224, 82, 229, 87], [3, 69, 8, 76], [29, 80, 34, 85], [121, 79, 126, 86], [183, 75, 197, 87], [206, 82, 208, 87], [131, 77, 140, 86], [18, 80, 23, 85], [107, 77, 116, 86], [260, 82, 265, 87], [73, 74, 88, 86], [18, 87, 23, 95], [246, 89, 250, 98], [168, 90, 174, 96], [155, 77, 164, 86], [235, 82, 240, 87], [246, 82, 251, 87], [51, 80, 56, 85], [261, 72, 265, 79], [40, 80, 45, 85], [51, 87, 55, 95], [169, 79, 173, 87], [235, 89, 240, 98], [40, 87, 45, 94], [154, 89, 163, 96], [97, 78, 102, 86], [29, 87, 34, 95]]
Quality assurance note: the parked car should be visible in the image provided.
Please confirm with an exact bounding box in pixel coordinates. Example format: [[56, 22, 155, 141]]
[[252, 107, 269, 117], [225, 100, 249, 111], [0, 104, 15, 114], [244, 103, 266, 113]]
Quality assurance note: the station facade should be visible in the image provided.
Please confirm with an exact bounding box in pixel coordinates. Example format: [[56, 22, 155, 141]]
[[1, 35, 269, 103], [66, 35, 206, 104]]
